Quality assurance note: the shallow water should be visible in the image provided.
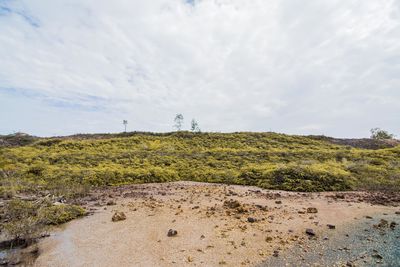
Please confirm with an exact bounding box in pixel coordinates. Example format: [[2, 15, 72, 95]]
[[261, 215, 400, 267]]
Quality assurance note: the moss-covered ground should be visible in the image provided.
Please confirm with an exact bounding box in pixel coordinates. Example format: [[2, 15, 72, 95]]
[[0, 131, 399, 245], [1, 131, 399, 195]]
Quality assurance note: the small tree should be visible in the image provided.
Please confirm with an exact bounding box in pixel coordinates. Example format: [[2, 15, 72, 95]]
[[174, 114, 184, 131], [190, 119, 201, 133], [370, 128, 394, 140], [123, 120, 128, 132]]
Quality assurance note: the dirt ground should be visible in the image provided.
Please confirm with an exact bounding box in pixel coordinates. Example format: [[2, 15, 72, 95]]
[[34, 182, 399, 267]]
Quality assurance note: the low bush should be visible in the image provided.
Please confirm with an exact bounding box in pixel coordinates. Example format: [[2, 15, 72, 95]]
[[1, 199, 86, 245], [38, 204, 86, 225], [0, 132, 398, 197]]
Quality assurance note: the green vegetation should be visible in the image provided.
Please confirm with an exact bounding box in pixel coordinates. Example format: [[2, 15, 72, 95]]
[[1, 199, 85, 244], [1, 131, 399, 243], [1, 132, 399, 195]]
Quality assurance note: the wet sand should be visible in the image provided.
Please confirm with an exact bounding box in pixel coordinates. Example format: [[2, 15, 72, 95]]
[[35, 182, 399, 267]]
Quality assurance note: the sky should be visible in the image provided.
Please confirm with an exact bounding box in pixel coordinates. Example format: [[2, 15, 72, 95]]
[[0, 0, 399, 137]]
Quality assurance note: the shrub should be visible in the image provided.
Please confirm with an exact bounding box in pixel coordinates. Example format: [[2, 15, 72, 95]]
[[240, 163, 354, 192], [1, 199, 86, 244], [38, 204, 86, 225], [0, 132, 399, 194]]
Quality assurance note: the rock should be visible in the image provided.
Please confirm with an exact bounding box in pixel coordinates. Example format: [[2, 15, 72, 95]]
[[305, 229, 316, 236], [106, 200, 116, 206], [247, 217, 256, 223], [236, 207, 248, 213], [167, 229, 178, 237], [255, 204, 267, 211], [327, 224, 336, 229], [275, 200, 282, 204], [366, 216, 373, 219], [374, 219, 388, 229], [335, 193, 345, 199], [306, 207, 318, 213], [372, 253, 383, 259], [265, 236, 273, 242], [223, 199, 241, 209], [395, 211, 400, 215], [112, 211, 126, 222], [390, 221, 397, 230], [273, 250, 279, 257]]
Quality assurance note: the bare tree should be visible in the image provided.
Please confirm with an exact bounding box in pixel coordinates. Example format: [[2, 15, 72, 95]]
[[174, 114, 184, 131], [190, 119, 201, 133], [123, 120, 128, 132]]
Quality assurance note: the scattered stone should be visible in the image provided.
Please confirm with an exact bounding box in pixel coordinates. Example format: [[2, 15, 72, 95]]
[[247, 217, 257, 223], [111, 211, 126, 222], [167, 229, 178, 237], [223, 199, 241, 209], [106, 200, 116, 206], [228, 190, 238, 196], [265, 236, 273, 242], [335, 193, 345, 199], [305, 229, 316, 236], [374, 219, 388, 229], [255, 204, 267, 211], [372, 253, 383, 259], [327, 224, 336, 229], [306, 207, 318, 214], [275, 200, 282, 205]]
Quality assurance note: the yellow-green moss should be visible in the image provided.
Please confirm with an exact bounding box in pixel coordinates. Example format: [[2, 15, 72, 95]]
[[1, 132, 399, 194], [38, 204, 86, 225]]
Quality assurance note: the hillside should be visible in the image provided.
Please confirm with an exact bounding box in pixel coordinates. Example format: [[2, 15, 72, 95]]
[[1, 132, 399, 198], [1, 131, 400, 265]]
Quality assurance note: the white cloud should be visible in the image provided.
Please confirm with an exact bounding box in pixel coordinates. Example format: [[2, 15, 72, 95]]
[[0, 0, 399, 137]]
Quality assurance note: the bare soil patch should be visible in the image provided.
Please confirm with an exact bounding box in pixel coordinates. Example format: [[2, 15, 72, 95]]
[[35, 182, 399, 267]]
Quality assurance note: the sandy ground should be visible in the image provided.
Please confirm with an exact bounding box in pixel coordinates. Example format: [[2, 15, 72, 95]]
[[34, 182, 399, 267]]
